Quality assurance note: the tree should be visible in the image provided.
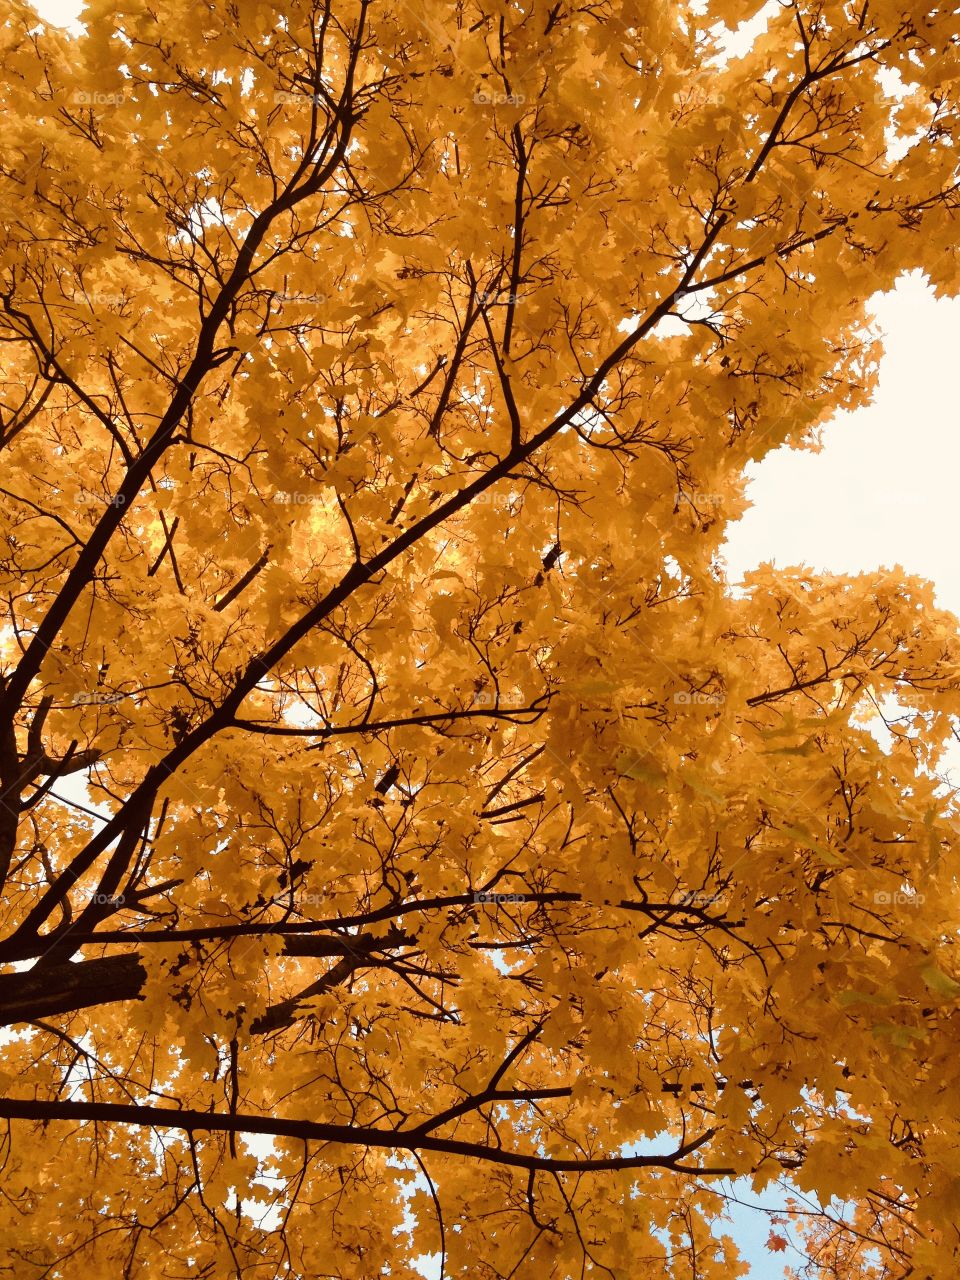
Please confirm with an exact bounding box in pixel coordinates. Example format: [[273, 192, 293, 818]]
[[0, 0, 958, 1273]]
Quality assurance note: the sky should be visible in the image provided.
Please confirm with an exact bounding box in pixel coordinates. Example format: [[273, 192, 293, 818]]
[[19, 0, 960, 1274], [724, 272, 960, 621]]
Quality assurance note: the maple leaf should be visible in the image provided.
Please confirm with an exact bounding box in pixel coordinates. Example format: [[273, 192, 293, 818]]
[[0, 0, 957, 1276]]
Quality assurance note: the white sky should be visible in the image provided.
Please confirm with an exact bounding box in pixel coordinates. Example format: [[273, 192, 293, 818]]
[[724, 271, 960, 620]]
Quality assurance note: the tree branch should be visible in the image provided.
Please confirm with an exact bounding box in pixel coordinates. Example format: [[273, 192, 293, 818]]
[[0, 1098, 731, 1175]]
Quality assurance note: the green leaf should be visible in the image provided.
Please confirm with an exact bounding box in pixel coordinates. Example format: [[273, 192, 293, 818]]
[[837, 990, 890, 1008], [618, 756, 665, 784], [781, 824, 844, 865], [921, 965, 960, 1000], [683, 772, 725, 802], [871, 1023, 927, 1046], [575, 679, 618, 695]]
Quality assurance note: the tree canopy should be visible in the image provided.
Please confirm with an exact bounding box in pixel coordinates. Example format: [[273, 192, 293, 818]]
[[0, 0, 959, 1274]]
